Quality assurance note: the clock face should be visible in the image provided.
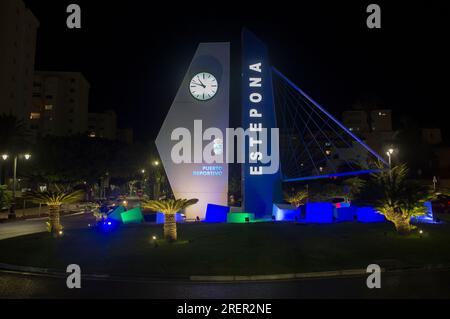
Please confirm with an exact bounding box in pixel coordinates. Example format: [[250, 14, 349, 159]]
[[189, 72, 218, 101]]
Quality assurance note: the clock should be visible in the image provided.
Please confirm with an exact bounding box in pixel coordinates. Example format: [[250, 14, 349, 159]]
[[189, 72, 218, 101]]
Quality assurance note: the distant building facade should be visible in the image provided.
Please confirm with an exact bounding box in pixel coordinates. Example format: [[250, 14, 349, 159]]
[[88, 110, 117, 140], [370, 110, 392, 132], [31, 71, 90, 136], [0, 0, 39, 120], [342, 110, 369, 133], [421, 128, 442, 145], [342, 109, 395, 156]]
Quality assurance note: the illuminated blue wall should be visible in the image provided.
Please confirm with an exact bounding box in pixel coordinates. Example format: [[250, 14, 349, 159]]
[[204, 204, 230, 223], [305, 203, 334, 223], [272, 203, 301, 221], [356, 207, 385, 223], [335, 206, 356, 222]]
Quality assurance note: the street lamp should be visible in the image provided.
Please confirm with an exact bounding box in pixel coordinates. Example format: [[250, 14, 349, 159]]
[[386, 148, 395, 180], [1, 154, 8, 185], [152, 160, 161, 199]]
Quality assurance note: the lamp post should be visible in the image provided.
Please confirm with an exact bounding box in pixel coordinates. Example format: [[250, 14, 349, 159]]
[[8, 153, 31, 219], [1, 154, 9, 185], [152, 160, 161, 200], [386, 148, 394, 180]]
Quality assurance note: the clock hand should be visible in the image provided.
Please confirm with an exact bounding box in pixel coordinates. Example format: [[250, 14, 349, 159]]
[[197, 77, 206, 88]]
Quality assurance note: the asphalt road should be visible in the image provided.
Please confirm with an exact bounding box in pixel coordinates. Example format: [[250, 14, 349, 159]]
[[0, 212, 95, 240], [1, 268, 450, 299]]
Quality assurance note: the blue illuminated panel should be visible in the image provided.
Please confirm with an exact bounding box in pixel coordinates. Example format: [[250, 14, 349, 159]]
[[335, 206, 356, 222], [356, 207, 385, 223], [108, 206, 126, 222], [272, 203, 301, 221], [204, 204, 230, 223], [305, 203, 334, 223]]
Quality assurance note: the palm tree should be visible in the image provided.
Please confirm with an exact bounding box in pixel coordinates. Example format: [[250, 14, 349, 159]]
[[343, 177, 365, 202], [357, 163, 432, 234], [0, 185, 12, 209], [24, 187, 84, 237], [284, 189, 308, 208], [142, 198, 198, 242]]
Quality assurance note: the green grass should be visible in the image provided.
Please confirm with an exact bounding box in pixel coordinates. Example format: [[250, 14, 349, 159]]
[[0, 222, 449, 277]]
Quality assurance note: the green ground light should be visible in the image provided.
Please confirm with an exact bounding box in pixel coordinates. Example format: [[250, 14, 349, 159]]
[[227, 212, 255, 223], [120, 207, 143, 224]]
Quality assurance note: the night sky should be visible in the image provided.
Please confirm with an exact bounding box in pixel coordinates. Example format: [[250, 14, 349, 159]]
[[23, 0, 450, 142]]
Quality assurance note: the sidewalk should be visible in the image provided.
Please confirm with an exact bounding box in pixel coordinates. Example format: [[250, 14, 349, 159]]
[[0, 206, 47, 220], [0, 204, 87, 221]]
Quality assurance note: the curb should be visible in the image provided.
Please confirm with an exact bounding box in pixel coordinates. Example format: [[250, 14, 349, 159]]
[[0, 263, 189, 283], [189, 268, 371, 282], [1, 262, 450, 283]]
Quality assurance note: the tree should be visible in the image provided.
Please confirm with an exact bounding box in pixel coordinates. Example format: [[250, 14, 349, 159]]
[[284, 189, 308, 208], [24, 186, 84, 237], [356, 163, 432, 234], [308, 183, 342, 202], [342, 177, 365, 202], [142, 198, 198, 242], [0, 185, 12, 209]]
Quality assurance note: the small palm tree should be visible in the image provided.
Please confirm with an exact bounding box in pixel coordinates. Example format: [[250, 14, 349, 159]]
[[24, 187, 84, 237], [142, 198, 198, 242], [284, 189, 308, 208], [343, 177, 365, 202], [357, 163, 432, 234]]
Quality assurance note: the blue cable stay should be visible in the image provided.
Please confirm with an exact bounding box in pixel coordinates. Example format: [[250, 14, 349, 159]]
[[283, 85, 339, 175], [283, 84, 361, 173], [272, 67, 388, 182]]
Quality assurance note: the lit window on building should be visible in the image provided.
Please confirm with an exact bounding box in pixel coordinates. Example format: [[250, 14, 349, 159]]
[[30, 112, 41, 120], [89, 132, 96, 138], [44, 104, 53, 110]]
